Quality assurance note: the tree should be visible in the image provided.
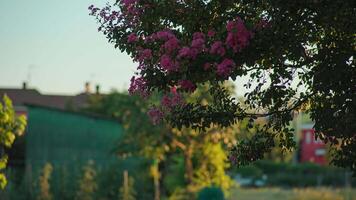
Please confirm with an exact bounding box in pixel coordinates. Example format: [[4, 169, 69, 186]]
[[85, 92, 169, 199], [76, 161, 97, 200], [192, 141, 234, 194], [0, 95, 26, 189], [85, 91, 235, 197], [37, 163, 53, 200], [90, 1, 356, 172]]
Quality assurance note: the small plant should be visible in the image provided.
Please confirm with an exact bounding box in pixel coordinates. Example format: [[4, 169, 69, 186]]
[[197, 187, 225, 200], [119, 170, 136, 200], [0, 95, 26, 189], [76, 161, 97, 200], [37, 163, 53, 200]]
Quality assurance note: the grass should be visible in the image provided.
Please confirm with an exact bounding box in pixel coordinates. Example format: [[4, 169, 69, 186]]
[[228, 187, 356, 200]]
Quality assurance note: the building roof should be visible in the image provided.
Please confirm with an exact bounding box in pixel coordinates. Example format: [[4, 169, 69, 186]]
[[0, 88, 91, 110]]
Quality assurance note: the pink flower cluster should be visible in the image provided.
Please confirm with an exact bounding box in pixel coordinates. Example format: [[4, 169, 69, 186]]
[[210, 41, 226, 56], [147, 88, 185, 124], [90, 4, 265, 124], [127, 33, 138, 43], [147, 107, 164, 125], [178, 80, 196, 92], [128, 76, 149, 98], [136, 48, 152, 62], [160, 55, 179, 72], [226, 17, 252, 53], [161, 92, 184, 109], [163, 37, 180, 53], [217, 59, 236, 77]]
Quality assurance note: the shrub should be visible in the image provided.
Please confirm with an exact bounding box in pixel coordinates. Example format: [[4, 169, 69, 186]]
[[197, 187, 224, 200]]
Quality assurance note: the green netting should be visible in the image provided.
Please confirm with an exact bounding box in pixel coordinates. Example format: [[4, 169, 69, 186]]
[[25, 105, 124, 174]]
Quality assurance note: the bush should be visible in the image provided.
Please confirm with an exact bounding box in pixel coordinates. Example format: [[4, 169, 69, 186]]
[[231, 160, 356, 187], [197, 187, 224, 200], [234, 165, 263, 179]]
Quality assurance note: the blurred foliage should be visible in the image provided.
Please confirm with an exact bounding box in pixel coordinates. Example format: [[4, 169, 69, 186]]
[[229, 187, 356, 200], [75, 161, 97, 200], [85, 90, 235, 198], [192, 142, 234, 195], [0, 95, 26, 189], [233, 160, 356, 187], [37, 163, 53, 200], [96, 158, 153, 200]]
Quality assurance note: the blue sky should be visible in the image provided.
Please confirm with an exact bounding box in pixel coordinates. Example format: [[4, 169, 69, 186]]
[[0, 0, 249, 96], [0, 0, 135, 94]]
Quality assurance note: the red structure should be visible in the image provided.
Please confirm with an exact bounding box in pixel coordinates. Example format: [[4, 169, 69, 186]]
[[300, 128, 327, 165]]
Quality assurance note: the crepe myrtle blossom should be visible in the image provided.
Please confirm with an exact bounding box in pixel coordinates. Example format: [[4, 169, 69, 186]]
[[178, 80, 197, 92], [177, 46, 199, 59], [128, 76, 149, 98], [156, 30, 175, 41], [177, 47, 191, 59], [127, 33, 138, 43], [210, 41, 226, 56], [160, 55, 179, 72], [163, 37, 180, 53], [136, 48, 152, 63], [147, 107, 164, 125], [193, 32, 205, 39], [217, 58, 236, 77], [161, 91, 184, 109], [226, 17, 251, 52], [191, 38, 205, 50], [207, 30, 216, 37]]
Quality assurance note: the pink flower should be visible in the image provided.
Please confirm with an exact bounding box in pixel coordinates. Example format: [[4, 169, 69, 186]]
[[210, 41, 226, 56], [178, 80, 196, 92], [178, 47, 191, 58], [161, 95, 172, 108], [160, 55, 179, 72], [128, 76, 149, 98], [156, 30, 175, 41], [161, 92, 184, 109], [147, 107, 164, 125], [127, 33, 138, 43], [191, 38, 205, 49], [177, 46, 199, 59], [207, 30, 215, 37], [137, 49, 152, 62], [217, 58, 235, 77], [163, 37, 179, 53], [188, 48, 199, 59], [193, 32, 205, 40], [170, 86, 177, 94], [225, 18, 251, 52], [226, 20, 236, 32], [170, 92, 183, 106]]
